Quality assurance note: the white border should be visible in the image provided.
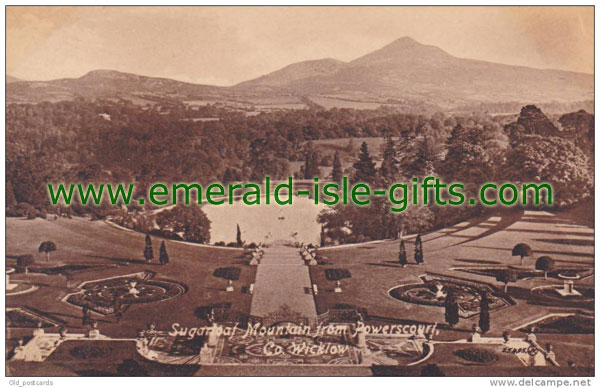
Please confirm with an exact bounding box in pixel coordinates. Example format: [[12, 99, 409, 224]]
[[2, 2, 598, 387]]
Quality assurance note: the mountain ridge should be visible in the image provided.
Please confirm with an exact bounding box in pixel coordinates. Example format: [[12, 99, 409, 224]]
[[7, 37, 593, 111]]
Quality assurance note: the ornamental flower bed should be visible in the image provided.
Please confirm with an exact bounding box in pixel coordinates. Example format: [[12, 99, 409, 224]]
[[389, 275, 511, 318], [65, 272, 186, 315]]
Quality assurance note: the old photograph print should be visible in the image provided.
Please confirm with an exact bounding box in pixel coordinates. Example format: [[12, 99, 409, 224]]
[[5, 6, 595, 377]]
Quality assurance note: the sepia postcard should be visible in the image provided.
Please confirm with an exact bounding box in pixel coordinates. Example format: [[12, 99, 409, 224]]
[[4, 4, 596, 382]]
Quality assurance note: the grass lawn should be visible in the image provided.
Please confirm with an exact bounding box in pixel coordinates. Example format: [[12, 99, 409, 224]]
[[311, 209, 594, 345], [5, 207, 594, 376], [6, 216, 254, 338]]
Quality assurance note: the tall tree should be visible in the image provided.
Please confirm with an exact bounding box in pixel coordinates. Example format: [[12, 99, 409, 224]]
[[38, 241, 57, 262], [159, 241, 169, 265], [352, 142, 377, 184], [331, 151, 343, 182], [143, 234, 154, 262], [379, 136, 399, 184], [504, 135, 593, 205], [303, 141, 320, 179], [512, 243, 533, 266], [478, 292, 490, 333], [444, 291, 460, 327], [558, 109, 594, 154], [440, 124, 494, 184], [398, 239, 407, 267], [236, 224, 243, 247], [6, 181, 17, 207], [496, 269, 518, 293], [156, 204, 211, 243], [414, 234, 424, 264], [535, 256, 556, 280], [398, 133, 442, 179]]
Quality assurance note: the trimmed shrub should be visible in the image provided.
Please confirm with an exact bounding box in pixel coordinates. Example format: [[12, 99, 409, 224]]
[[16, 254, 35, 270], [213, 267, 241, 280], [325, 268, 351, 281]]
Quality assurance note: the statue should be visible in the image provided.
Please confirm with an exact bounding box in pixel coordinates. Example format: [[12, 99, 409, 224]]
[[434, 283, 447, 300], [469, 324, 482, 343], [88, 321, 100, 338], [334, 280, 342, 292], [128, 281, 140, 298], [207, 322, 219, 347], [199, 342, 213, 364]]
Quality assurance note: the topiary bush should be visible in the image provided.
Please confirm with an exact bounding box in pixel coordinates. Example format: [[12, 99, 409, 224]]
[[16, 254, 35, 271], [213, 267, 241, 280], [325, 268, 351, 281], [454, 348, 499, 364]]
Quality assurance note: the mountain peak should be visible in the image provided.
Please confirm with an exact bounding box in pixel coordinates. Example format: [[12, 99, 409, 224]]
[[351, 37, 451, 65], [81, 69, 138, 80], [387, 36, 420, 47]]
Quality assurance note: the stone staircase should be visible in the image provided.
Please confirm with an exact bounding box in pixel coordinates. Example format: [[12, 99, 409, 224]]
[[249, 245, 317, 320]]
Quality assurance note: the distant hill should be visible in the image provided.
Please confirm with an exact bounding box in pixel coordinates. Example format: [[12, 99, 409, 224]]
[[6, 75, 22, 83], [7, 37, 594, 112], [235, 58, 347, 89], [6, 70, 229, 104]]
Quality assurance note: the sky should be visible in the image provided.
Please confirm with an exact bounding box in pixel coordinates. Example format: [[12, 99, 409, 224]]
[[6, 6, 594, 86]]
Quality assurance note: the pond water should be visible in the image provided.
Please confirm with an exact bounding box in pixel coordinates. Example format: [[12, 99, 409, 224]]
[[203, 194, 328, 246]]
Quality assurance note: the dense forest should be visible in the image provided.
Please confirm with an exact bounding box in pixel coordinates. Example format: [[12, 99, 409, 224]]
[[6, 100, 594, 244]]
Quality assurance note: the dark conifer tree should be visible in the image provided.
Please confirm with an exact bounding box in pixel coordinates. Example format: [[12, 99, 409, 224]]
[[352, 142, 377, 184], [331, 151, 343, 182], [379, 136, 399, 184], [143, 234, 154, 262], [414, 234, 424, 264], [236, 224, 243, 247], [444, 291, 460, 327], [159, 241, 169, 265], [479, 292, 490, 333], [303, 141, 320, 179], [398, 239, 407, 267]]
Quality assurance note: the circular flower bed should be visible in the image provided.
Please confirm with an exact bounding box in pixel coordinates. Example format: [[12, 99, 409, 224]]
[[66, 272, 187, 315], [389, 278, 510, 318]]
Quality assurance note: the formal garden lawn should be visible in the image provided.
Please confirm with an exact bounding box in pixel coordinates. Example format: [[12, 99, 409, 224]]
[[6, 207, 594, 375], [6, 216, 254, 338], [311, 209, 594, 346]]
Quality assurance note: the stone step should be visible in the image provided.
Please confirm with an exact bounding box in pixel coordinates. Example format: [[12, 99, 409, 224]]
[[250, 247, 318, 318]]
